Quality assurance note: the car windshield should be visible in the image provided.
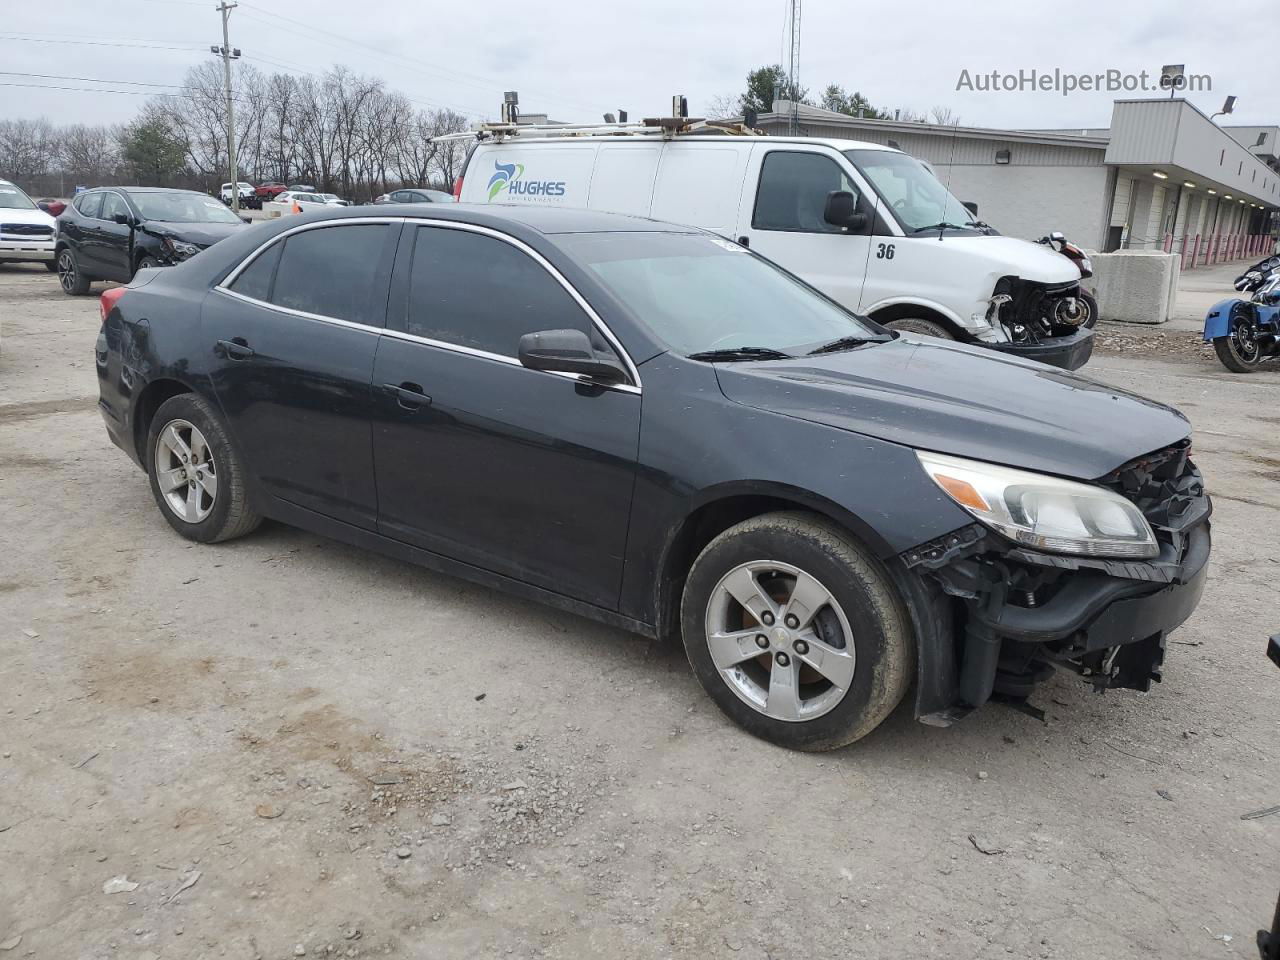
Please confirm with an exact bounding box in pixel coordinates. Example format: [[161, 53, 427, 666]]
[[132, 192, 243, 224], [561, 232, 879, 357], [844, 149, 978, 233], [0, 183, 38, 210]]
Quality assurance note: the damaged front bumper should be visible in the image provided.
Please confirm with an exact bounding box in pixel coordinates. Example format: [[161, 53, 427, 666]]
[[987, 326, 1095, 371], [903, 441, 1210, 723]]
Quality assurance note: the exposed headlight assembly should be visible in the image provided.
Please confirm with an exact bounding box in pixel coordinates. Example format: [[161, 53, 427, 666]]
[[162, 237, 200, 259], [917, 451, 1158, 559]]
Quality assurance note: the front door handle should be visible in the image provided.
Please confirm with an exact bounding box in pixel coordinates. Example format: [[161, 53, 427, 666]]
[[382, 381, 431, 411], [216, 337, 254, 360]]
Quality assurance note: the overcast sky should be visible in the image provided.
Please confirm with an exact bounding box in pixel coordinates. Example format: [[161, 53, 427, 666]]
[[3, 0, 1275, 131]]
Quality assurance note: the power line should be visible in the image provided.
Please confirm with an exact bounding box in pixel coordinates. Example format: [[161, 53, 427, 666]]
[[0, 80, 191, 98], [0, 35, 204, 53], [0, 70, 185, 88]]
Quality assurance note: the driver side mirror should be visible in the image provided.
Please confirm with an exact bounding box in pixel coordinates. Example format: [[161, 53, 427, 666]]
[[963, 200, 979, 216], [518, 329, 626, 384], [823, 191, 868, 232], [112, 212, 134, 227]]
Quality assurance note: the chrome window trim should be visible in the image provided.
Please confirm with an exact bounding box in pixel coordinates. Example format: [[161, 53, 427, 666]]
[[214, 214, 643, 393]]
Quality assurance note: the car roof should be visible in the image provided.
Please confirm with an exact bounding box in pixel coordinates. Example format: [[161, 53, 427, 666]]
[[433, 203, 698, 235], [475, 134, 899, 154], [92, 186, 210, 195]]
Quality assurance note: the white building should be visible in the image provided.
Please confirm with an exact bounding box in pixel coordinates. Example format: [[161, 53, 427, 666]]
[[754, 98, 1278, 257]]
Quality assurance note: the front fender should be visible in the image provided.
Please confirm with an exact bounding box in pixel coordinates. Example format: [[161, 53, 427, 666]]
[[865, 296, 968, 329], [1203, 298, 1249, 341]]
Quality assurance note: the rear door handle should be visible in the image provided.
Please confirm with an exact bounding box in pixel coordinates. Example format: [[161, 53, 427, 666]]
[[382, 381, 431, 410], [216, 338, 254, 360]]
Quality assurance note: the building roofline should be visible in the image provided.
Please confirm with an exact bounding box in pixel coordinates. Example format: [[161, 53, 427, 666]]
[[754, 106, 1110, 148]]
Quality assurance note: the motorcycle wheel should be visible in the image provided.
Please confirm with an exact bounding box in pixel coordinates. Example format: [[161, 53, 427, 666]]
[[1213, 310, 1265, 373], [1080, 291, 1099, 329]]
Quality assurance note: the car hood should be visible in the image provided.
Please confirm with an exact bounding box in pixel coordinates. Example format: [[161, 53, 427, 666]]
[[141, 219, 247, 246], [933, 234, 1081, 284], [0, 207, 56, 227], [713, 336, 1191, 480]]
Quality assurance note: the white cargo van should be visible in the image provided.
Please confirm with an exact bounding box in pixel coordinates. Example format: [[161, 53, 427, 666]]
[[453, 126, 1094, 369]]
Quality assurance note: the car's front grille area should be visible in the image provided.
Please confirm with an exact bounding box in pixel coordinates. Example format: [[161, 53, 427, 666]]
[[1, 223, 53, 237]]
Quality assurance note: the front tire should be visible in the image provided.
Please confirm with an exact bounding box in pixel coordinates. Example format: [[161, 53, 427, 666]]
[[146, 393, 262, 543], [57, 248, 91, 295], [136, 255, 161, 274], [1213, 306, 1265, 373], [680, 512, 914, 751], [883, 317, 955, 340]]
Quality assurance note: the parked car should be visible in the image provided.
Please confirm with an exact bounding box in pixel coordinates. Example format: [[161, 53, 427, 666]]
[[273, 191, 330, 211], [0, 179, 58, 270], [455, 130, 1095, 369], [255, 182, 288, 202], [372, 188, 456, 204], [220, 181, 256, 205], [318, 193, 352, 206], [37, 198, 67, 217], [56, 186, 249, 294], [94, 205, 1209, 750], [286, 183, 318, 193]]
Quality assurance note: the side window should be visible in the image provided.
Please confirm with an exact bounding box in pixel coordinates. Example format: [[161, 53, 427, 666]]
[[752, 151, 858, 233], [391, 191, 411, 202], [270, 224, 389, 326], [75, 192, 103, 219], [228, 241, 284, 301], [405, 226, 594, 357], [99, 193, 127, 222]]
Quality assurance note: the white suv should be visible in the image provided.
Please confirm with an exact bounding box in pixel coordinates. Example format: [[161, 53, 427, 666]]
[[0, 179, 57, 270], [219, 181, 256, 205]]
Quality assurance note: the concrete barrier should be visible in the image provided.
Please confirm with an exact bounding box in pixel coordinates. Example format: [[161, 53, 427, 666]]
[[261, 199, 301, 219], [1088, 250, 1180, 325]]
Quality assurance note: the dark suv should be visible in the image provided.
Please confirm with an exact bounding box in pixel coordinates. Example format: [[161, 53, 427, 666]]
[[55, 187, 249, 295]]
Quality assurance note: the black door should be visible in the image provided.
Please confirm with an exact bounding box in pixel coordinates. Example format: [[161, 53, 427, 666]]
[[94, 192, 136, 281], [371, 224, 641, 609], [204, 220, 400, 530]]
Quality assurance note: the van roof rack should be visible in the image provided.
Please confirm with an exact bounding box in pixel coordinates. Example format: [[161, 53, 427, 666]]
[[431, 118, 762, 144], [431, 93, 763, 144]]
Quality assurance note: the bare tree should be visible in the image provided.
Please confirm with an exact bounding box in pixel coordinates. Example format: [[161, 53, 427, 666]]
[[929, 106, 961, 126]]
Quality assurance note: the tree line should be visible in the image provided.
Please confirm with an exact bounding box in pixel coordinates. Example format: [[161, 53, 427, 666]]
[[709, 64, 960, 126], [0, 61, 472, 200]]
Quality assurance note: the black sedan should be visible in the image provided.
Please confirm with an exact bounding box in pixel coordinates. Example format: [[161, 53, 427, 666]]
[[94, 205, 1210, 750], [56, 187, 249, 295]]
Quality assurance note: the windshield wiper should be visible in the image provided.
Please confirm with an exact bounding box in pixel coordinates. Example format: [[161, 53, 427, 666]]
[[687, 346, 793, 362], [911, 221, 976, 234], [806, 334, 890, 355]]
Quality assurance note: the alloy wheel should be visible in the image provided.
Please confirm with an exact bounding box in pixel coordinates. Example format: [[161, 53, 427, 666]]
[[57, 251, 77, 293], [1231, 317, 1261, 363], [153, 418, 218, 523], [704, 560, 856, 722]]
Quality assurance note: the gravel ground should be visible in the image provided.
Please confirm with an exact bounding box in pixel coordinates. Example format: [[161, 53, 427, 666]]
[[1, 262, 1278, 959]]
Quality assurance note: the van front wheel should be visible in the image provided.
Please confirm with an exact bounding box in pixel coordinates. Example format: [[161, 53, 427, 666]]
[[883, 317, 954, 340]]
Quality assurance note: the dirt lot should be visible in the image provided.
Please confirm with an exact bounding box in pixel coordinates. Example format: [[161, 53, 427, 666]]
[[1, 261, 1278, 959]]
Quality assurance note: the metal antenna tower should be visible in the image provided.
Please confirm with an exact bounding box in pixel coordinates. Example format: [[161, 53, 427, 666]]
[[786, 0, 801, 134]]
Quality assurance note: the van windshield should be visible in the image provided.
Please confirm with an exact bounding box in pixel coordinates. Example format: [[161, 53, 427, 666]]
[[561, 231, 883, 358], [844, 149, 978, 233]]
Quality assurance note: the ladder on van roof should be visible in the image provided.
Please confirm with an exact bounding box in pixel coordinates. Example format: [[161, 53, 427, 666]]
[[430, 93, 763, 144]]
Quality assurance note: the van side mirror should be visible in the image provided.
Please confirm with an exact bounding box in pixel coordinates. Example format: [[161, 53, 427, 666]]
[[824, 191, 868, 232], [518, 329, 626, 383], [962, 200, 979, 216]]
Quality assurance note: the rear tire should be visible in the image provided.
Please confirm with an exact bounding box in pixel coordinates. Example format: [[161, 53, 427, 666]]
[[1213, 306, 1265, 373], [57, 248, 91, 296], [146, 393, 262, 543], [883, 317, 955, 340], [680, 511, 914, 751]]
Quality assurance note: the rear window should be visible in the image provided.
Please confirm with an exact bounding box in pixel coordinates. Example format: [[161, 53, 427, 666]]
[[229, 241, 284, 302], [75, 192, 103, 218], [269, 224, 389, 326]]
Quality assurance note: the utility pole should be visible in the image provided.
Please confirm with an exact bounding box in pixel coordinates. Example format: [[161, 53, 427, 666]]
[[214, 2, 240, 213]]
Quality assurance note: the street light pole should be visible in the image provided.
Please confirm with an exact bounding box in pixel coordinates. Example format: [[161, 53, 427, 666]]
[[216, 1, 240, 214]]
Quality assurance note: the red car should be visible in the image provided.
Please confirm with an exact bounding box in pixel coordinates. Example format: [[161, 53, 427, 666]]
[[255, 182, 287, 201]]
